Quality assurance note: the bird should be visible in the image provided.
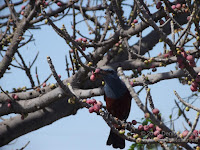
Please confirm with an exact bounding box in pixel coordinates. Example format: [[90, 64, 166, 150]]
[[94, 68, 132, 149]]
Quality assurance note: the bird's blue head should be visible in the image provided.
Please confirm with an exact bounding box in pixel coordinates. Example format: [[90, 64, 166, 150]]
[[94, 68, 128, 99]]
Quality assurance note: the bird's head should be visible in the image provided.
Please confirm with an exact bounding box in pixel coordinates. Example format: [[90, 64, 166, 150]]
[[90, 68, 127, 99]]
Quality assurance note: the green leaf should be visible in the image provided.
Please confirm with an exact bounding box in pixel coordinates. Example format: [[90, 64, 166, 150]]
[[142, 119, 148, 125], [128, 143, 137, 150]]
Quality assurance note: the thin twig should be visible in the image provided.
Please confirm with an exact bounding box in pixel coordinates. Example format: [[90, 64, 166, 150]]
[[72, 4, 76, 39], [19, 141, 30, 150], [69, 52, 75, 75], [142, 75, 155, 110], [17, 50, 35, 88], [174, 91, 200, 113], [46, 56, 70, 95], [174, 100, 192, 127], [30, 51, 39, 69], [0, 86, 12, 100], [184, 112, 199, 140], [35, 67, 40, 86], [65, 55, 70, 78], [175, 9, 196, 46]]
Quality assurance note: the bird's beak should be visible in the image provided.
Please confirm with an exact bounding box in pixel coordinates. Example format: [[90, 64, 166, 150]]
[[94, 68, 109, 77]]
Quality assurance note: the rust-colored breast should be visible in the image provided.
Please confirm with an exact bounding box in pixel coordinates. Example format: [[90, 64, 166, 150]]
[[105, 90, 132, 120]]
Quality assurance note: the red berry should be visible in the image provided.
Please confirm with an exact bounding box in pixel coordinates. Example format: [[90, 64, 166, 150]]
[[77, 37, 82, 42], [171, 5, 176, 10], [82, 38, 87, 42], [44, 2, 48, 6], [181, 51, 187, 58], [57, 2, 62, 7], [156, 126, 162, 132], [14, 95, 19, 100], [187, 16, 191, 21], [95, 68, 101, 74], [164, 53, 169, 58], [86, 99, 96, 105], [86, 100, 91, 104], [86, 100, 92, 104], [154, 130, 160, 136], [90, 99, 97, 104], [58, 75, 61, 78], [12, 94, 15, 98], [156, 2, 162, 9], [192, 82, 198, 88], [130, 81, 134, 86], [96, 101, 103, 108], [176, 3, 181, 9], [89, 107, 94, 113], [90, 74, 96, 81], [21, 11, 24, 15], [190, 85, 197, 92], [93, 104, 100, 112], [152, 108, 159, 115], [43, 82, 46, 87], [186, 55, 194, 61], [69, 49, 74, 53], [189, 135, 195, 139], [157, 134, 164, 139], [138, 125, 144, 131], [182, 4, 186, 8], [133, 19, 138, 23], [132, 120, 137, 125], [159, 19, 164, 25], [21, 5, 25, 10], [188, 121, 192, 126], [182, 130, 189, 137], [149, 123, 154, 128], [144, 125, 149, 131], [7, 103, 11, 108], [193, 130, 198, 137]]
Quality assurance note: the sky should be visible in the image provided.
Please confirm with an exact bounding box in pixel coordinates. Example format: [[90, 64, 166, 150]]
[[0, 1, 200, 150]]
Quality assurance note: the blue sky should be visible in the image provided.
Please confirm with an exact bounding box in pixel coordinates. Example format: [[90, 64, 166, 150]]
[[1, 1, 200, 150]]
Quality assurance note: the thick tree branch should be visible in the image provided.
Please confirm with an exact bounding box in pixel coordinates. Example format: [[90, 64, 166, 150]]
[[0, 97, 81, 147]]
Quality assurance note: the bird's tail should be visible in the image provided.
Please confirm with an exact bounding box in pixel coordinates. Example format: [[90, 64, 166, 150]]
[[106, 130, 125, 149]]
